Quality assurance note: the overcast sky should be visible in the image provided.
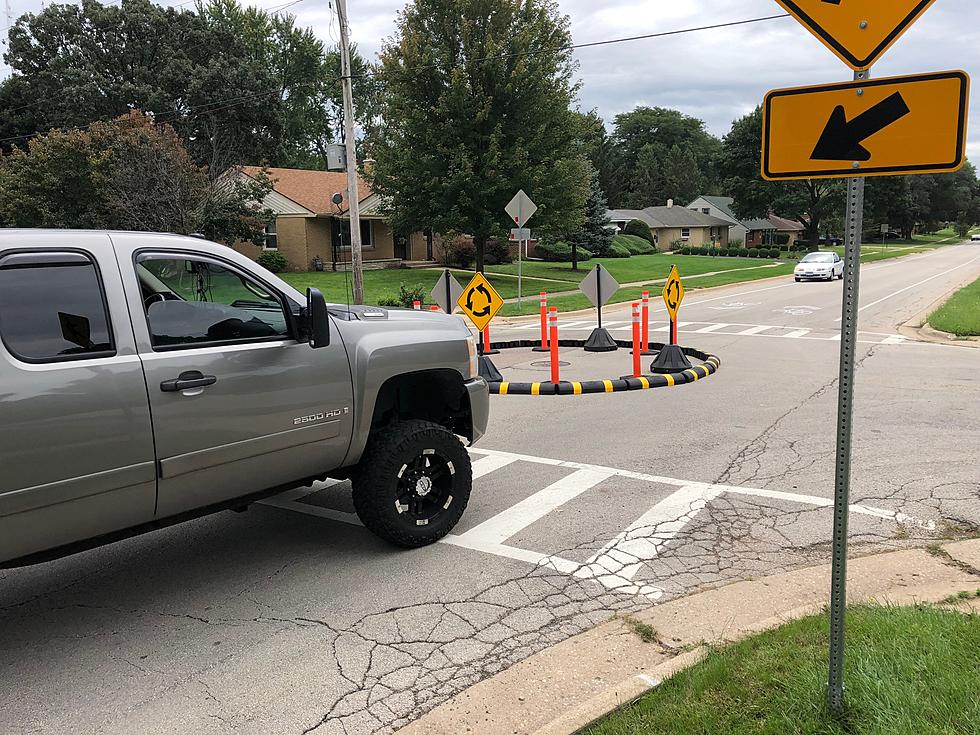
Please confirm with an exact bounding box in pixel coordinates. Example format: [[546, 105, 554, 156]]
[[4, 0, 979, 159]]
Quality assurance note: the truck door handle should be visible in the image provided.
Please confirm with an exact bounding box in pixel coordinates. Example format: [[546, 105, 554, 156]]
[[160, 371, 218, 392]]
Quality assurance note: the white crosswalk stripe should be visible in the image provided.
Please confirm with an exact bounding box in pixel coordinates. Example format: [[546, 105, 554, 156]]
[[261, 448, 935, 602]]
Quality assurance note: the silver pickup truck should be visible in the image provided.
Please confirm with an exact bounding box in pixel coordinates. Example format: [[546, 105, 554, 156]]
[[0, 230, 489, 567]]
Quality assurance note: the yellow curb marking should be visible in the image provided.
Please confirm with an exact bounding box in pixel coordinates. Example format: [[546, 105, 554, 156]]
[[665, 374, 675, 387], [531, 383, 540, 396], [639, 377, 650, 389], [499, 382, 509, 395], [603, 380, 614, 393], [572, 382, 583, 395]]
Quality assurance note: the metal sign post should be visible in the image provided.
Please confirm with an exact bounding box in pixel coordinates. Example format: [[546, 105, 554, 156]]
[[827, 68, 869, 716], [506, 191, 537, 313]]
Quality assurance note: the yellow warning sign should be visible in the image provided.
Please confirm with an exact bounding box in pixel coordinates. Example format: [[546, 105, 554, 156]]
[[773, 0, 938, 71], [457, 272, 504, 331], [762, 71, 969, 181], [662, 265, 684, 321]]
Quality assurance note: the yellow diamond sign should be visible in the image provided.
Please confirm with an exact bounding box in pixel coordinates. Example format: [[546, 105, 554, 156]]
[[662, 265, 684, 321], [458, 272, 504, 331], [773, 0, 939, 71]]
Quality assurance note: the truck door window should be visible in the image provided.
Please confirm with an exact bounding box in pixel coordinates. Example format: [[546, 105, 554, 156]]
[[136, 255, 289, 349], [0, 251, 115, 363]]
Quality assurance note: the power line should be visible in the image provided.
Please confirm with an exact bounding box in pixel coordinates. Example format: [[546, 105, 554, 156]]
[[344, 14, 792, 81], [0, 12, 791, 147]]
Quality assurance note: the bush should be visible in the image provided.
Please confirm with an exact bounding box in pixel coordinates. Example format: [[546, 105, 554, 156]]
[[376, 295, 401, 308], [747, 248, 760, 258], [670, 240, 686, 252], [437, 235, 476, 269], [623, 219, 655, 244], [256, 250, 288, 273], [607, 241, 632, 258], [738, 248, 750, 257], [534, 239, 593, 263], [699, 246, 711, 256], [768, 248, 781, 259], [613, 233, 655, 255], [729, 239, 744, 248], [485, 239, 513, 265]]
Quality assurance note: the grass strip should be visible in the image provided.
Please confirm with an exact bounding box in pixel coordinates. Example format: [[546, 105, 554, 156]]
[[585, 605, 980, 735], [929, 276, 980, 337]]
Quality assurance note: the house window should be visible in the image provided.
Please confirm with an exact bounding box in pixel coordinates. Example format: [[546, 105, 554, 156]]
[[262, 221, 278, 250], [360, 219, 373, 248], [681, 228, 691, 240], [336, 219, 375, 249], [701, 208, 710, 215]]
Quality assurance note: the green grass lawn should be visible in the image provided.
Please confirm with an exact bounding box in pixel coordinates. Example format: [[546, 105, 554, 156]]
[[486, 253, 776, 286], [279, 268, 558, 306], [929, 276, 980, 337], [585, 605, 980, 735]]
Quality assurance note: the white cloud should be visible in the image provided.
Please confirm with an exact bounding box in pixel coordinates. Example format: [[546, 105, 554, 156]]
[[4, 0, 979, 158]]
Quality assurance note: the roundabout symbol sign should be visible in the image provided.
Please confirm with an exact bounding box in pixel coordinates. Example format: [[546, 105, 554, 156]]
[[458, 272, 504, 331]]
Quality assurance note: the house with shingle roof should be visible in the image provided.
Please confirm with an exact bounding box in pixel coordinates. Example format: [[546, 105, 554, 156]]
[[230, 166, 434, 272], [608, 199, 731, 250], [687, 194, 807, 247]]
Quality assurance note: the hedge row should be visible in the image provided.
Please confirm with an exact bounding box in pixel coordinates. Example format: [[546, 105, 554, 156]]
[[675, 246, 783, 259]]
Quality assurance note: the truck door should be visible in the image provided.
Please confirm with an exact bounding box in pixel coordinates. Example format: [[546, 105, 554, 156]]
[[119, 247, 354, 518], [0, 235, 157, 563]]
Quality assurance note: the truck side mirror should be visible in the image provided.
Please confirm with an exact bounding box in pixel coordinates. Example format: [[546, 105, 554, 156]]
[[306, 288, 331, 348]]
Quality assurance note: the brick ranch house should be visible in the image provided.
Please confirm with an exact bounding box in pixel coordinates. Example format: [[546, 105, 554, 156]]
[[608, 200, 731, 250], [230, 167, 435, 272]]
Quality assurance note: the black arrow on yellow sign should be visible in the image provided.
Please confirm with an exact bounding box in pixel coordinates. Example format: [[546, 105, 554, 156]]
[[811, 92, 911, 161], [465, 284, 493, 317]]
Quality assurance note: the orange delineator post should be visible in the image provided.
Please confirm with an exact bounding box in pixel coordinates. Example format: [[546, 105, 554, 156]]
[[631, 302, 642, 378], [482, 326, 491, 354], [429, 305, 440, 312], [539, 292, 548, 349], [548, 307, 560, 384], [641, 291, 650, 352], [670, 318, 678, 345], [413, 300, 421, 310]]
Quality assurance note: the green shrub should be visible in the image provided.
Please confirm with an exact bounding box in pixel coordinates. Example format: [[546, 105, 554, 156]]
[[534, 240, 593, 263], [738, 248, 749, 257], [377, 295, 401, 308], [256, 250, 288, 273], [607, 241, 632, 258], [392, 283, 427, 308], [623, 219, 655, 244], [614, 233, 655, 255], [670, 240, 686, 252], [699, 246, 711, 256], [729, 239, 744, 248], [485, 239, 513, 265], [775, 233, 791, 245], [768, 248, 781, 259], [747, 248, 760, 258]]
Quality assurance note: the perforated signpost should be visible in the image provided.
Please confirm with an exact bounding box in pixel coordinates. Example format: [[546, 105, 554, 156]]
[[764, 0, 970, 716], [505, 190, 537, 311]]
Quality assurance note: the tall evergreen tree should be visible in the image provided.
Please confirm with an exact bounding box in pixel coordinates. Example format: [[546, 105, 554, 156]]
[[368, 0, 589, 272], [567, 167, 613, 268]]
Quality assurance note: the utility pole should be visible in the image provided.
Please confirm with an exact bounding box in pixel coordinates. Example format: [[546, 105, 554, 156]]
[[335, 0, 364, 305]]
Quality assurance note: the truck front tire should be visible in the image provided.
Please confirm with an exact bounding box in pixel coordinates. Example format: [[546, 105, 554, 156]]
[[352, 420, 472, 548]]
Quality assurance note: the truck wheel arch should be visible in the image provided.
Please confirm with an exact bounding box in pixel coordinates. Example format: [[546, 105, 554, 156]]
[[344, 369, 474, 468]]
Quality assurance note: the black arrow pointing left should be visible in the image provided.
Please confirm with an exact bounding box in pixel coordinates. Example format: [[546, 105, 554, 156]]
[[811, 92, 911, 161]]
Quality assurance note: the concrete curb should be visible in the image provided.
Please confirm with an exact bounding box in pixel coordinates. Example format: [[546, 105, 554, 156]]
[[898, 272, 980, 349], [395, 540, 980, 735]]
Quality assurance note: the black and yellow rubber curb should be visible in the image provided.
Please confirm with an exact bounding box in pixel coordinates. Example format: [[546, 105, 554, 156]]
[[485, 340, 721, 396]]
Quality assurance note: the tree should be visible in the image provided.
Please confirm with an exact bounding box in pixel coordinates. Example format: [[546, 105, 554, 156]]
[[0, 111, 272, 243], [0, 0, 372, 170], [368, 0, 589, 272], [571, 109, 626, 208], [567, 167, 614, 268], [865, 162, 979, 237], [611, 107, 722, 208], [721, 107, 843, 242]]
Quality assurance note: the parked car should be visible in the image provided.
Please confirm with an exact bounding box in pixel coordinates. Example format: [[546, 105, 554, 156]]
[[819, 236, 843, 246], [794, 251, 844, 282], [971, 233, 980, 242], [0, 230, 490, 567]]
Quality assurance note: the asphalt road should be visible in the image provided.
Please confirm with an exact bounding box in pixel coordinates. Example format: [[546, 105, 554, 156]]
[[2, 244, 978, 735]]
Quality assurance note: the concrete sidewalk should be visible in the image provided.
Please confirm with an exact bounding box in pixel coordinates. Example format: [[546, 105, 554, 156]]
[[396, 540, 980, 735]]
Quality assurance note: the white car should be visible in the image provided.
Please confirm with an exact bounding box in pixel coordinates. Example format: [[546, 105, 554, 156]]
[[794, 252, 844, 282], [971, 233, 980, 242]]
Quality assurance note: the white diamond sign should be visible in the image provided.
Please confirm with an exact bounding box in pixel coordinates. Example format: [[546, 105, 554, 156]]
[[505, 190, 537, 227]]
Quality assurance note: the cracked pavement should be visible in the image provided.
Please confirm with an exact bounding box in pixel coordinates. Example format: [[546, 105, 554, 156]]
[[1, 244, 978, 734]]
